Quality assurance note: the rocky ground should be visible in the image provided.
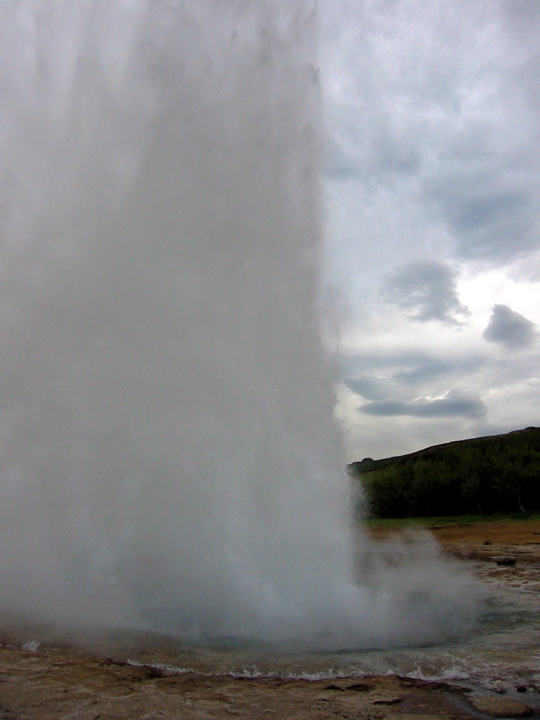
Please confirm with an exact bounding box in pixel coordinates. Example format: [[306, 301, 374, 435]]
[[1, 519, 540, 720]]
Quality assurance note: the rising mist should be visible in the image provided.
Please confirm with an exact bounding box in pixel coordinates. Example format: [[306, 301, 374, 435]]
[[0, 1, 478, 648]]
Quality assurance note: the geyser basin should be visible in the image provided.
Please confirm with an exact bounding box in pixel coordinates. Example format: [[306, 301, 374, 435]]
[[0, 1, 478, 647]]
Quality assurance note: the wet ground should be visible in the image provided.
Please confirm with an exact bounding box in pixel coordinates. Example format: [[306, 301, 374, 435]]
[[1, 519, 540, 719]]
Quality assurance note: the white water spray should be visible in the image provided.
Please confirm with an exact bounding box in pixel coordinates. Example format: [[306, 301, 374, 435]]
[[0, 1, 477, 647]]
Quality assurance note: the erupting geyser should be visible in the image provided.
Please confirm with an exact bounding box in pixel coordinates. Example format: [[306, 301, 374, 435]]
[[0, 1, 478, 647]]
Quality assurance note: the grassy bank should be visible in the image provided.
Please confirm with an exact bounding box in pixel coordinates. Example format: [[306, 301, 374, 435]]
[[365, 511, 540, 531]]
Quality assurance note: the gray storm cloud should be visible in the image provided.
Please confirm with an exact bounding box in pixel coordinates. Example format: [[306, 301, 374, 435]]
[[380, 261, 469, 324], [483, 304, 538, 350], [361, 390, 486, 420], [345, 353, 485, 404]]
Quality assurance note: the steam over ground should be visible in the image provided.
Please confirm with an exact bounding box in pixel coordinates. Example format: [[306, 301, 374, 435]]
[[0, 1, 478, 648]]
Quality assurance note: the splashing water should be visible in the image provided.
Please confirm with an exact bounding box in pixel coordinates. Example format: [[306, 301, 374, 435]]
[[0, 1, 478, 647]]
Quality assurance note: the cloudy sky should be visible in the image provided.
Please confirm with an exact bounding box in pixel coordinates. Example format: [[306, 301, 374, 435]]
[[318, 0, 540, 462]]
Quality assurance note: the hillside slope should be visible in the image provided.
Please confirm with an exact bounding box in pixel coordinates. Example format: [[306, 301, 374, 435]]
[[348, 427, 540, 518]]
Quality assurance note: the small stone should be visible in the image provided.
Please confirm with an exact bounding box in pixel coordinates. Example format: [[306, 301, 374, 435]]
[[494, 556, 517, 566], [516, 685, 529, 693], [346, 682, 370, 692], [471, 696, 533, 717], [372, 696, 403, 705]]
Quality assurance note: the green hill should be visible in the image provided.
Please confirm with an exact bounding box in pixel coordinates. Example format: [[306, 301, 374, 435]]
[[348, 427, 540, 518]]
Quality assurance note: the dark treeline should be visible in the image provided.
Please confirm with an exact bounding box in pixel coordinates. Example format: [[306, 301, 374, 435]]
[[348, 427, 540, 518]]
